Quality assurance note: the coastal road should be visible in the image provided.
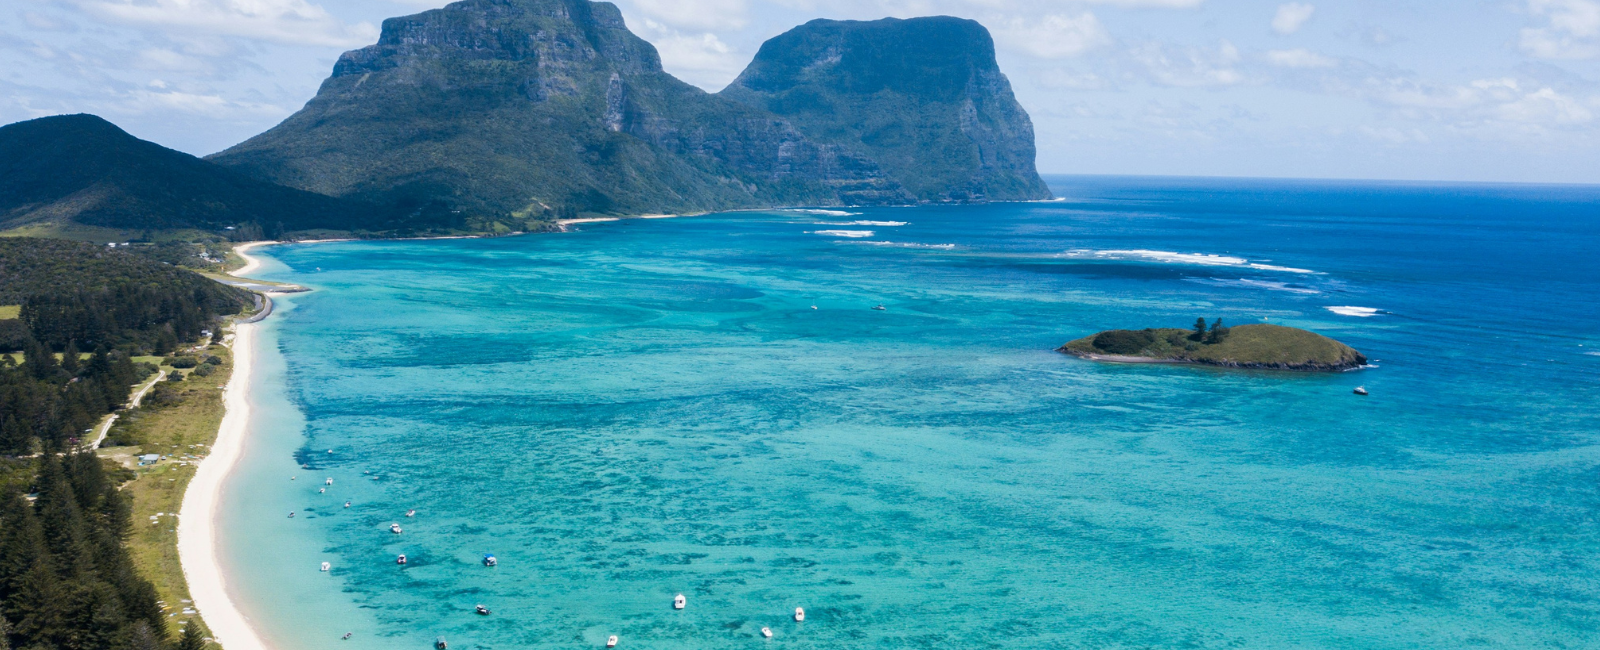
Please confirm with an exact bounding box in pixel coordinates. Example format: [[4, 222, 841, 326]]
[[90, 368, 168, 449]]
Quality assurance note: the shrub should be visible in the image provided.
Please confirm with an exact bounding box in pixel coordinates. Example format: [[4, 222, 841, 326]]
[[169, 356, 199, 368], [203, 355, 223, 365], [1092, 329, 1156, 355], [192, 364, 215, 377]]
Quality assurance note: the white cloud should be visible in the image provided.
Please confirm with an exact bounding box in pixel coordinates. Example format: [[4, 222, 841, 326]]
[[1521, 0, 1600, 58], [1265, 48, 1336, 68], [629, 0, 749, 31], [1359, 125, 1429, 144], [113, 87, 284, 118], [75, 0, 380, 48], [636, 19, 746, 89], [993, 12, 1111, 59], [1131, 40, 1244, 87], [1272, 3, 1316, 35]]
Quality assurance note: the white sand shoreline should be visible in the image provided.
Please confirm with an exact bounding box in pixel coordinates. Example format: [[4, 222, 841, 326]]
[[177, 243, 277, 650]]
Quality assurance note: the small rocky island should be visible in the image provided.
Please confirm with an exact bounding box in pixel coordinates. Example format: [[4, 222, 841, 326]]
[[1058, 319, 1367, 371]]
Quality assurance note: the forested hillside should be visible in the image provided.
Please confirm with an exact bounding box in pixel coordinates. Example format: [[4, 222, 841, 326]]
[[0, 237, 237, 648], [0, 238, 249, 352], [0, 114, 376, 235]]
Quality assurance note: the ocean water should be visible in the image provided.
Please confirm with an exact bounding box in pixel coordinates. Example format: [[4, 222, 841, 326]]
[[221, 176, 1600, 649]]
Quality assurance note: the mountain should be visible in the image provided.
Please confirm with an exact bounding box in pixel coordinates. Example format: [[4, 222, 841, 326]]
[[722, 17, 1050, 202], [0, 114, 376, 234], [210, 0, 1049, 220]]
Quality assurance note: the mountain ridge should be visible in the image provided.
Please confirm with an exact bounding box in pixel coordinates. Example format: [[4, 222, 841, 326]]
[[209, 0, 1048, 222]]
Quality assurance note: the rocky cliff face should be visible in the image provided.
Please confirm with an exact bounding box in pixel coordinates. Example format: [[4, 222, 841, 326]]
[[720, 17, 1050, 203], [210, 0, 1046, 223]]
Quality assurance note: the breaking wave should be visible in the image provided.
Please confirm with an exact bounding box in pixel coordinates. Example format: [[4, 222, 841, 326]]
[[1065, 249, 1317, 274], [1325, 306, 1382, 317], [815, 221, 909, 226], [850, 241, 958, 250], [785, 209, 861, 216], [812, 230, 875, 238]]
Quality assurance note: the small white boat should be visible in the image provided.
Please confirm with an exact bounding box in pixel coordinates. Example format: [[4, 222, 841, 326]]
[[475, 604, 491, 616], [328, 449, 334, 454], [794, 607, 805, 622], [1354, 386, 1369, 396], [397, 554, 407, 565], [344, 501, 352, 508], [287, 511, 295, 518], [810, 305, 817, 310], [760, 627, 772, 638], [319, 488, 325, 494], [483, 555, 497, 567], [326, 478, 334, 486], [390, 523, 402, 534], [606, 635, 618, 648], [435, 637, 448, 649], [872, 304, 886, 310], [406, 509, 416, 517], [320, 562, 330, 572], [673, 594, 686, 610]]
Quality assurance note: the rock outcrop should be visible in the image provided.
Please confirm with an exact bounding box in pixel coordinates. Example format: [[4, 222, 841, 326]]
[[209, 0, 1049, 224], [722, 17, 1050, 203]]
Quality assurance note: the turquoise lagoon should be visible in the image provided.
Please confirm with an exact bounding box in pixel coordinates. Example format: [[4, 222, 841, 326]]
[[220, 177, 1600, 649]]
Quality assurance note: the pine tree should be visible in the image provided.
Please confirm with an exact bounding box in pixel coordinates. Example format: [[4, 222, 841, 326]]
[[1206, 318, 1228, 344], [175, 622, 207, 650], [0, 609, 11, 650], [60, 342, 81, 375], [1190, 317, 1208, 341], [127, 620, 161, 650], [21, 335, 59, 381]]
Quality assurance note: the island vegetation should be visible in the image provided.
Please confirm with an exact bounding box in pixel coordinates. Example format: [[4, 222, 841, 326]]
[[0, 237, 252, 649], [1058, 319, 1367, 371]]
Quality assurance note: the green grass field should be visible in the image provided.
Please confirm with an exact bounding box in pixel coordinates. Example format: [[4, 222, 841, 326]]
[[0, 305, 18, 319], [97, 344, 232, 638]]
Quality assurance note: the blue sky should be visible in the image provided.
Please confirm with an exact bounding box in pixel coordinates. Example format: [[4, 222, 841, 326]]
[[3, 0, 1598, 183]]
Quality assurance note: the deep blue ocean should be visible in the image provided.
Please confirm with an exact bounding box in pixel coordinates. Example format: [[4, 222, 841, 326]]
[[222, 176, 1600, 649]]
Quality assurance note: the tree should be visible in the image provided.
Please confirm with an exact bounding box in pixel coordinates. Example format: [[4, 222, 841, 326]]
[[175, 622, 207, 650], [1190, 317, 1208, 341], [127, 620, 161, 650], [1206, 318, 1229, 344], [59, 342, 80, 375]]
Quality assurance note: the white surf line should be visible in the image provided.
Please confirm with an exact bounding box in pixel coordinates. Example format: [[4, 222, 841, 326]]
[[89, 369, 167, 449], [181, 248, 275, 650]]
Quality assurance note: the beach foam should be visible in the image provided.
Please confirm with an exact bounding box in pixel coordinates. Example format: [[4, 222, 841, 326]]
[[1325, 306, 1382, 317], [812, 230, 875, 238], [1066, 249, 1317, 274], [815, 220, 908, 226]]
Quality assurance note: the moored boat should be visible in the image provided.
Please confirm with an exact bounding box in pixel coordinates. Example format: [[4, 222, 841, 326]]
[[475, 604, 491, 616], [606, 634, 618, 648], [320, 561, 330, 572], [673, 593, 686, 609], [794, 607, 804, 622], [397, 554, 407, 565], [760, 627, 772, 638], [1354, 386, 1368, 396], [390, 523, 403, 534], [435, 637, 448, 649], [483, 554, 497, 567]]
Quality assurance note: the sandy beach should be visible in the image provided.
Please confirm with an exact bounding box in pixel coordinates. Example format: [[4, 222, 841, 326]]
[[176, 243, 276, 650]]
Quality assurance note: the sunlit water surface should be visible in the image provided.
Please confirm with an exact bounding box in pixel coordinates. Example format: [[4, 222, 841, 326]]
[[221, 177, 1600, 649]]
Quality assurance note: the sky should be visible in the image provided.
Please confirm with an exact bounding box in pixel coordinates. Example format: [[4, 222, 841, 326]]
[[2, 0, 1599, 184]]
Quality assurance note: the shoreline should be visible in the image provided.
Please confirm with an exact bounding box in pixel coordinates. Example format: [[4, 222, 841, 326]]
[[177, 244, 277, 650]]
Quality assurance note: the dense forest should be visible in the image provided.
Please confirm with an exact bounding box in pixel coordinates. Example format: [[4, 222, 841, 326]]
[[0, 452, 172, 650], [0, 236, 242, 648], [0, 238, 249, 353]]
